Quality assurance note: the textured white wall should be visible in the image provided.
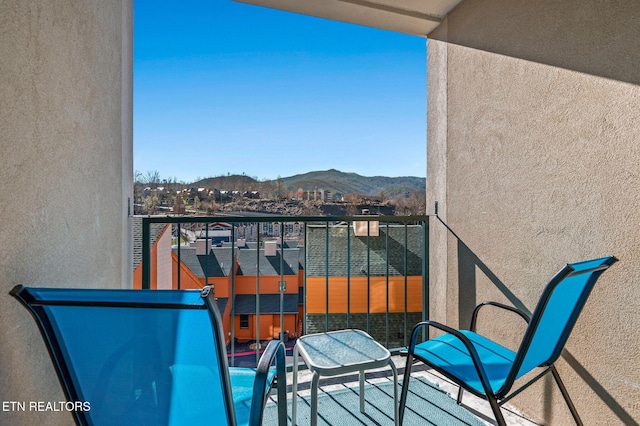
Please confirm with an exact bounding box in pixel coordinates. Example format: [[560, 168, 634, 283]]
[[0, 1, 133, 424], [427, 1, 640, 424], [156, 227, 173, 290]]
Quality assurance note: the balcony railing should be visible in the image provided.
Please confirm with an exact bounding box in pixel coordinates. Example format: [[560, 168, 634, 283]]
[[141, 214, 429, 366]]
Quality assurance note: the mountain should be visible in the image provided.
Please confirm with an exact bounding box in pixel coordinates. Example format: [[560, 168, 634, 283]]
[[193, 169, 424, 198], [279, 169, 424, 198]]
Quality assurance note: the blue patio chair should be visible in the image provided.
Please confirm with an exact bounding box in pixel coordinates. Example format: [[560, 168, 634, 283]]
[[399, 256, 617, 426], [11, 285, 287, 426]]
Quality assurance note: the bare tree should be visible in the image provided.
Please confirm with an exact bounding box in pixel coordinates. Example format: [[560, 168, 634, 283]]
[[393, 190, 426, 216], [343, 193, 361, 216], [276, 176, 284, 200], [143, 170, 161, 185]]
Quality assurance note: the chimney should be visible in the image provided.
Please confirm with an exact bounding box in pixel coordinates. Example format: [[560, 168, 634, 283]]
[[264, 240, 277, 257], [196, 238, 212, 255], [353, 209, 379, 237]]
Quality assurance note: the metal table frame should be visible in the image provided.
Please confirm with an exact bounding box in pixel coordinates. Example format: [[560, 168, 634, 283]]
[[292, 329, 398, 426]]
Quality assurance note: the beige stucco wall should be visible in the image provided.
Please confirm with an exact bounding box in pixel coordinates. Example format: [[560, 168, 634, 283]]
[[427, 1, 640, 424], [0, 1, 133, 424]]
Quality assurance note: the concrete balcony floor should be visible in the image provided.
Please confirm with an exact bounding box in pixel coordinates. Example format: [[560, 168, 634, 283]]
[[264, 355, 539, 425]]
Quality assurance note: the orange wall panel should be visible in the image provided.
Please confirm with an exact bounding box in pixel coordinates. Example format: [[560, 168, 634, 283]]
[[233, 314, 298, 341], [305, 276, 423, 314], [234, 275, 298, 294]]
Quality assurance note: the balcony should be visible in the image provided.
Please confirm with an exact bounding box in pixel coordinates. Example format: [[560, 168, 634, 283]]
[[264, 356, 536, 425], [139, 214, 537, 425]]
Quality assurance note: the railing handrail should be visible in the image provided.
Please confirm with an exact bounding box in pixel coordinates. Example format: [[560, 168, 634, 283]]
[[141, 214, 430, 224]]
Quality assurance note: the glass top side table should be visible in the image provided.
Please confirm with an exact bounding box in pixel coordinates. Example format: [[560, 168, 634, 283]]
[[292, 329, 398, 426]]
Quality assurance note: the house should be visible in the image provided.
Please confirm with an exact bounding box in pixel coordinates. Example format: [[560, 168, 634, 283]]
[[305, 224, 425, 348], [172, 239, 303, 344], [132, 218, 304, 343]]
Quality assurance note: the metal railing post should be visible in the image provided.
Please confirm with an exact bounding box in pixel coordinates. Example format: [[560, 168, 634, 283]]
[[325, 221, 329, 332], [422, 219, 429, 342], [256, 227, 261, 365], [205, 225, 209, 287], [404, 222, 408, 347], [385, 221, 389, 348], [279, 222, 285, 341], [230, 225, 236, 367], [177, 223, 181, 290], [347, 220, 351, 329], [303, 223, 308, 337], [366, 221, 370, 334]]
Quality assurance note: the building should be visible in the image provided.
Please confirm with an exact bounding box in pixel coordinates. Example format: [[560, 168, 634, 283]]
[[132, 219, 304, 344], [305, 224, 425, 348]]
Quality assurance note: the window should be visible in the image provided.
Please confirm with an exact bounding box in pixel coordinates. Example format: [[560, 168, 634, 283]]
[[240, 315, 249, 329]]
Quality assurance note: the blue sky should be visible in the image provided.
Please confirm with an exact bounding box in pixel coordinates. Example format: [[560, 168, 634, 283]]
[[134, 0, 426, 183]]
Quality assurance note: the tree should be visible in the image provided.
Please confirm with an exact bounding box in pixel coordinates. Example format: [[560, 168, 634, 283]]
[[259, 179, 275, 199], [343, 193, 361, 216], [393, 190, 426, 216], [276, 176, 283, 199], [143, 190, 159, 214], [193, 196, 201, 211], [143, 170, 161, 185]]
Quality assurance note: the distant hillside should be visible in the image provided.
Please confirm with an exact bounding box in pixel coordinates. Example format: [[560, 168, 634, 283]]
[[194, 174, 258, 190], [279, 169, 425, 198], [192, 169, 424, 198]]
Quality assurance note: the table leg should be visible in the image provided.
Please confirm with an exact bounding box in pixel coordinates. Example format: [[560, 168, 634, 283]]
[[292, 345, 299, 426], [389, 360, 399, 426], [311, 371, 320, 426], [359, 370, 365, 414]]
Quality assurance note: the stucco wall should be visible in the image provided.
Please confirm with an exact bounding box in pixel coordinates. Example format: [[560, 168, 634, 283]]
[[0, 1, 132, 424], [427, 1, 640, 424]]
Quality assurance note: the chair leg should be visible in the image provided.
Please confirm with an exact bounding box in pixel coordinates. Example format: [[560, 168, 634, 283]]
[[550, 366, 584, 426], [398, 353, 414, 425], [486, 395, 507, 426], [277, 376, 287, 426], [456, 387, 464, 405]]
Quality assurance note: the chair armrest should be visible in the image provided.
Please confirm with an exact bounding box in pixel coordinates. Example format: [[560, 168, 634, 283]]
[[407, 321, 497, 398], [470, 302, 530, 332], [249, 339, 286, 426]]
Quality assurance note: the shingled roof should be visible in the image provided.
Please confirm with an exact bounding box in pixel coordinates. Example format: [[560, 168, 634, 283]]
[[234, 294, 299, 314], [174, 243, 301, 277], [236, 246, 300, 276], [173, 246, 233, 277], [305, 224, 424, 277]]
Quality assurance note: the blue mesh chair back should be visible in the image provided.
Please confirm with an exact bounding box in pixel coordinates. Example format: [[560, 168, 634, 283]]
[[514, 257, 614, 381], [11, 286, 286, 426]]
